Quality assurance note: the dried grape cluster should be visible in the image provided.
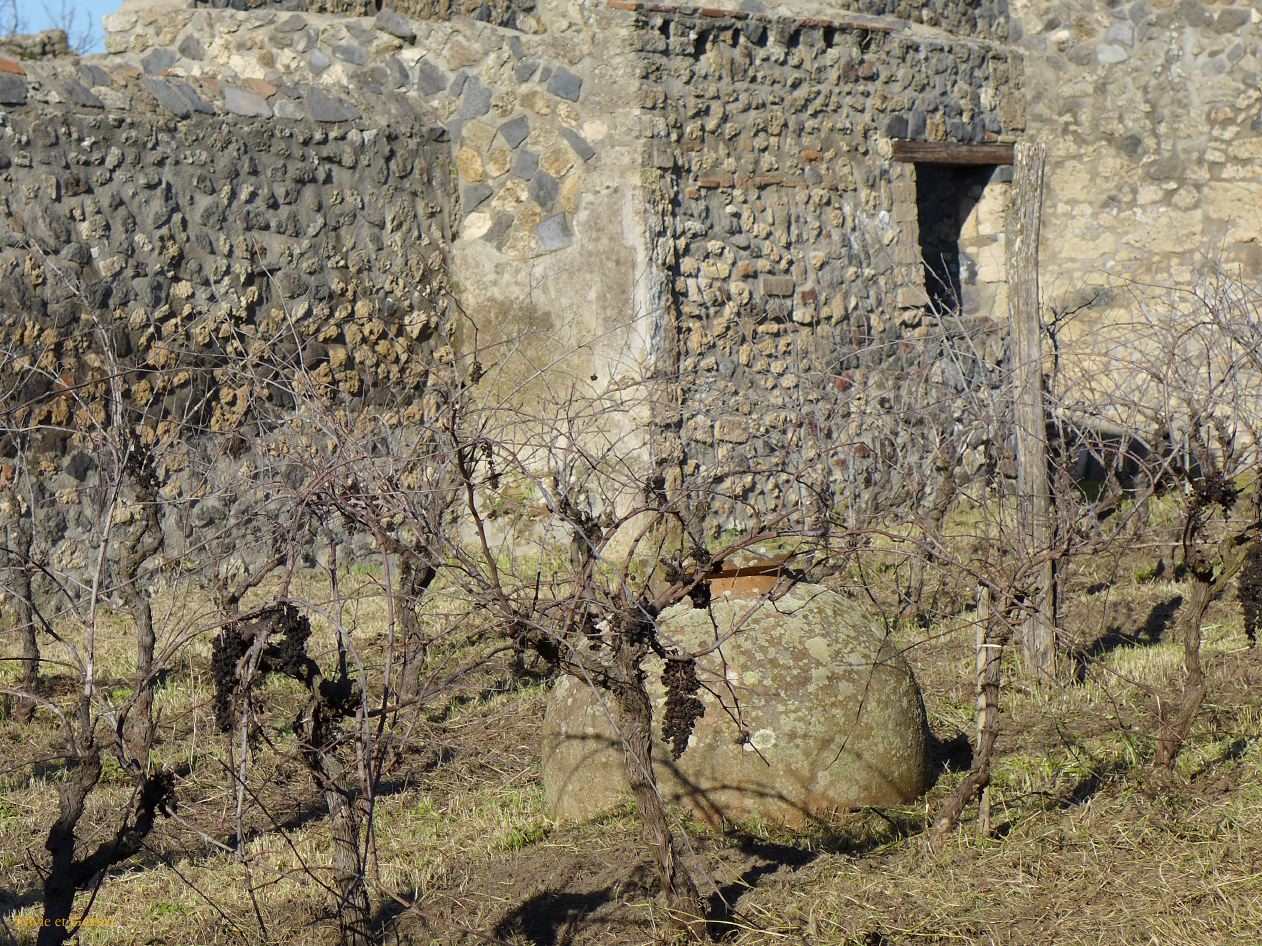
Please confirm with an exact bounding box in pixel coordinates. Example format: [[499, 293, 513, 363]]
[[211, 605, 318, 733], [211, 622, 251, 733], [1238, 539, 1262, 647], [1189, 470, 1238, 513], [661, 655, 705, 760]]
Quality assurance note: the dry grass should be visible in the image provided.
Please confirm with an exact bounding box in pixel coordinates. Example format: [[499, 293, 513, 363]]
[[3, 536, 1262, 946]]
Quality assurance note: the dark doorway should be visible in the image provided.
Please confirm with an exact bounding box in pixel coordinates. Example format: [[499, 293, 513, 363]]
[[914, 164, 998, 313]]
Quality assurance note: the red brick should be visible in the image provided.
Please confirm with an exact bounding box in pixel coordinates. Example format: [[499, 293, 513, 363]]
[[246, 77, 278, 99], [0, 58, 24, 76]]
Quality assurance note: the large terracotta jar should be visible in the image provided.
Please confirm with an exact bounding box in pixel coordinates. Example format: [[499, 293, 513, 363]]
[[542, 581, 932, 827]]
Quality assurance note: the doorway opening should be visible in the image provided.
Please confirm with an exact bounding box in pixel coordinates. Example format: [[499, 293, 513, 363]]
[[913, 163, 1008, 316]]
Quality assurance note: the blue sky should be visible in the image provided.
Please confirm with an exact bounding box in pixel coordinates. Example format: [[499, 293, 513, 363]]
[[12, 0, 117, 53]]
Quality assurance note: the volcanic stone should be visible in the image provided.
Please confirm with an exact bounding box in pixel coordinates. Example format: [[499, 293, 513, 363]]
[[0, 73, 26, 105], [306, 88, 360, 122], [499, 114, 530, 148], [223, 85, 271, 117], [537, 213, 573, 250], [416, 59, 446, 95], [141, 77, 191, 116], [141, 47, 176, 74], [375, 9, 417, 42], [547, 66, 582, 101], [561, 126, 595, 161], [511, 148, 538, 180], [459, 78, 491, 119]]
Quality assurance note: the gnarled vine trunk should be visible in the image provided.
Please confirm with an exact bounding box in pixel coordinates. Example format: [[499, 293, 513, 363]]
[[610, 635, 707, 942]]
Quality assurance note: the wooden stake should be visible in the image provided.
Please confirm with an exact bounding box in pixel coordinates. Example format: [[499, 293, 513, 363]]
[[1006, 141, 1057, 681], [976, 586, 992, 837]]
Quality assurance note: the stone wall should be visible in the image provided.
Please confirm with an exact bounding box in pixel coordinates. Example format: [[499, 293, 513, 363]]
[[0, 59, 451, 571], [99, 2, 661, 413], [29, 0, 1254, 545], [626, 2, 1020, 526], [189, 0, 542, 33], [1013, 0, 1262, 326]]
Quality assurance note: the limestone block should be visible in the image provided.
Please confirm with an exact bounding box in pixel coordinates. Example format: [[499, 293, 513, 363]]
[[542, 583, 932, 827]]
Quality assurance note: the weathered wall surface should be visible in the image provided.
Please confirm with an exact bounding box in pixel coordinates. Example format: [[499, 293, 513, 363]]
[[26, 0, 1252, 544], [188, 0, 542, 34], [1013, 0, 1262, 323], [625, 2, 1020, 525], [99, 2, 661, 413], [0, 63, 451, 569]]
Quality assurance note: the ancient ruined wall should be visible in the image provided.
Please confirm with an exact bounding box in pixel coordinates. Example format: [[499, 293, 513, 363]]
[[100, 2, 659, 417], [0, 0, 1032, 548], [0, 61, 451, 569], [625, 2, 1020, 524], [189, 0, 542, 33], [774, 0, 1010, 41], [1012, 0, 1262, 323]]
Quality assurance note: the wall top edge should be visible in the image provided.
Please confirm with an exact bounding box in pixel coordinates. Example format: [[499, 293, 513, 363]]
[[0, 58, 448, 133], [604, 0, 1012, 47]]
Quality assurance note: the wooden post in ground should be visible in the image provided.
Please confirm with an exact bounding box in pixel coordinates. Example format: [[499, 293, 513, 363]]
[[1005, 141, 1057, 681], [975, 585, 993, 836]]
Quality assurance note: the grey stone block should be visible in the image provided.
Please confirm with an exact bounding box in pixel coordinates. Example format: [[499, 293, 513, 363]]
[[462, 183, 493, 212], [485, 211, 514, 246], [306, 87, 361, 122], [172, 81, 214, 114], [273, 98, 304, 120], [528, 170, 558, 210], [537, 213, 573, 250], [547, 66, 583, 102], [346, 22, 375, 44], [141, 77, 191, 117], [223, 85, 272, 118], [382, 57, 409, 89], [1104, 20, 1134, 46], [332, 42, 368, 66], [59, 81, 104, 109], [309, 49, 332, 74], [79, 64, 113, 87], [514, 60, 538, 83], [375, 9, 417, 42], [1214, 8, 1251, 33], [512, 148, 538, 179], [499, 115, 530, 148], [275, 13, 307, 32], [178, 34, 206, 60], [141, 47, 177, 74], [561, 127, 595, 161], [416, 60, 446, 95], [907, 109, 927, 139], [352, 66, 386, 94], [459, 78, 491, 119], [0, 73, 27, 106]]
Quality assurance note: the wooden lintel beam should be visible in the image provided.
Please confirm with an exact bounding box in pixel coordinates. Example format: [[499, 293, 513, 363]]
[[891, 140, 1015, 166]]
